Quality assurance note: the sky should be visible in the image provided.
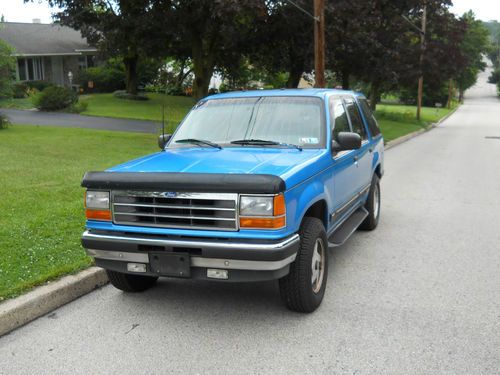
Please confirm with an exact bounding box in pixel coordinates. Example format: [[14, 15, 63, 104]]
[[0, 0, 500, 23]]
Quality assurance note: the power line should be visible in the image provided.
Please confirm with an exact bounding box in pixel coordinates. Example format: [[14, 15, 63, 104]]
[[284, 0, 319, 22]]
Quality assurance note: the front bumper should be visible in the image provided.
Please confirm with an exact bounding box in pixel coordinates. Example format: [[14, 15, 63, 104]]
[[82, 230, 300, 282]]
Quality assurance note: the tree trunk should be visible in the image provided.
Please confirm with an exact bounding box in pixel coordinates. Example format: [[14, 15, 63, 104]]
[[192, 61, 214, 100], [447, 78, 453, 109], [369, 82, 379, 111], [175, 59, 192, 92], [286, 65, 303, 88], [341, 68, 350, 89], [124, 55, 138, 95], [192, 38, 215, 100]]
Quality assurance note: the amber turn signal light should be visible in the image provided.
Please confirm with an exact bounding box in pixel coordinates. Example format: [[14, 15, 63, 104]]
[[85, 209, 111, 221], [273, 194, 286, 216], [239, 216, 286, 229]]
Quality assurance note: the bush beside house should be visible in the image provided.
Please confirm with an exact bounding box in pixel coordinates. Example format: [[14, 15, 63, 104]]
[[75, 66, 126, 93]]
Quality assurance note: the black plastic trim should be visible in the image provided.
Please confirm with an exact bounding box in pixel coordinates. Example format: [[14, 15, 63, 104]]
[[81, 171, 286, 194], [95, 259, 290, 282]]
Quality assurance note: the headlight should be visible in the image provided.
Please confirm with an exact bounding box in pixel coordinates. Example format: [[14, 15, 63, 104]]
[[240, 196, 274, 216], [85, 191, 110, 210], [239, 194, 286, 230]]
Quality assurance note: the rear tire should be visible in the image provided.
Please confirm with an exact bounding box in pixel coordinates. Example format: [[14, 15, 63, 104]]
[[106, 270, 158, 292], [359, 174, 380, 231], [279, 217, 328, 313]]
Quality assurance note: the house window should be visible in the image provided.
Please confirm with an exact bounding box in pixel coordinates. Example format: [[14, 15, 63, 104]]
[[17, 57, 44, 81], [78, 56, 87, 71], [86, 55, 94, 68]]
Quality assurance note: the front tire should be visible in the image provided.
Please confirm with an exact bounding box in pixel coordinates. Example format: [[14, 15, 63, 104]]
[[279, 217, 328, 313], [359, 174, 381, 231], [106, 270, 158, 292]]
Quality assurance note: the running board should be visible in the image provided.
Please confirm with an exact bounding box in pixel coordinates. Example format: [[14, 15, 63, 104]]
[[328, 207, 369, 247]]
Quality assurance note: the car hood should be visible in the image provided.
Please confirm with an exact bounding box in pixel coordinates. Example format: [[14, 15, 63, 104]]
[[108, 147, 326, 189]]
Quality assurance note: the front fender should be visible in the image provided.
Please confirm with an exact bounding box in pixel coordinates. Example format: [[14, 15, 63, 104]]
[[285, 177, 332, 233]]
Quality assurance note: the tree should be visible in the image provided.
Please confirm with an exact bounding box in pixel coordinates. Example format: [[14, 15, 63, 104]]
[[250, 0, 314, 88], [454, 12, 489, 101], [168, 0, 266, 99], [0, 39, 15, 99], [43, 0, 171, 95]]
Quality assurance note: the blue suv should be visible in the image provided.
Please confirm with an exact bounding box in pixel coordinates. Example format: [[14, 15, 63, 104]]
[[81, 89, 384, 312]]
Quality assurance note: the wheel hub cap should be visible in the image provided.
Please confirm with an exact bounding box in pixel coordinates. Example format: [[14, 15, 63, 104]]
[[373, 184, 380, 220], [311, 238, 325, 293]]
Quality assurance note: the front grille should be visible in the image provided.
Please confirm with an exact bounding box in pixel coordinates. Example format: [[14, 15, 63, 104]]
[[111, 191, 238, 231]]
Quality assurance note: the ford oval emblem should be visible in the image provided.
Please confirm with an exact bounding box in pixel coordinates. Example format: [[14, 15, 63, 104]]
[[162, 192, 177, 198]]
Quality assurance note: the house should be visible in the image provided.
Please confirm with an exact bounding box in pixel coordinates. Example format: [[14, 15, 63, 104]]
[[0, 21, 97, 87]]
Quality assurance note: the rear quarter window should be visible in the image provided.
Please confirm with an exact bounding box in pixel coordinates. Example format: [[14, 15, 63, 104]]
[[358, 98, 381, 137], [344, 98, 367, 140]]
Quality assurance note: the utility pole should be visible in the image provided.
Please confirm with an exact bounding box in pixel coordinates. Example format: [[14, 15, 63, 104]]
[[416, 1, 427, 120], [314, 0, 325, 88]]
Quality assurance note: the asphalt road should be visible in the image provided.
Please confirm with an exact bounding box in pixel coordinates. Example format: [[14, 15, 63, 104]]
[[1, 108, 159, 133], [1, 70, 499, 374]]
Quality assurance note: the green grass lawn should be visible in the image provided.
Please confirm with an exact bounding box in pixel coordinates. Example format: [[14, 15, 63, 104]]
[[0, 125, 157, 300], [81, 93, 195, 132], [376, 103, 454, 142]]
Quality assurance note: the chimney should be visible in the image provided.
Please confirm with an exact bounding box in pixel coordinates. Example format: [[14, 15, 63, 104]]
[[32, 18, 41, 24]]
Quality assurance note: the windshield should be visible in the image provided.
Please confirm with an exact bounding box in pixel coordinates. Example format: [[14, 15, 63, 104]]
[[169, 96, 325, 148]]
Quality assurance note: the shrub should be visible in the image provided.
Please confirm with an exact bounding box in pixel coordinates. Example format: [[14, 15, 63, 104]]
[[33, 86, 78, 111], [0, 112, 10, 129], [25, 80, 54, 92], [75, 66, 126, 93], [12, 82, 28, 98], [488, 68, 500, 84], [0, 40, 15, 99], [66, 100, 89, 114], [112, 90, 149, 101]]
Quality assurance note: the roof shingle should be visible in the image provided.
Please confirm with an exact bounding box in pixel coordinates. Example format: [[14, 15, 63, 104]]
[[0, 22, 96, 56]]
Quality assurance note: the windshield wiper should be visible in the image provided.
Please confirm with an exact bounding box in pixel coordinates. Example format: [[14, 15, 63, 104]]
[[230, 139, 302, 151], [175, 138, 222, 149]]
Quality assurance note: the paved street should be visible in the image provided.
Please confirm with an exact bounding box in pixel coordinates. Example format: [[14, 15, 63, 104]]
[[1, 69, 499, 374], [1, 108, 159, 133]]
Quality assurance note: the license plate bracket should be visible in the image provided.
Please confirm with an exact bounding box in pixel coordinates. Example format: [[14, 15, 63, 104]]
[[149, 252, 190, 278]]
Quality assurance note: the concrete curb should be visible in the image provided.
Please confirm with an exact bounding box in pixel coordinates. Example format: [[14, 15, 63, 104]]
[[0, 267, 108, 337], [385, 106, 459, 150]]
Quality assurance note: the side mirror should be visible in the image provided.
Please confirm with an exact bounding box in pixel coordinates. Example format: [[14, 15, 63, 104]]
[[158, 134, 172, 149], [332, 132, 361, 152]]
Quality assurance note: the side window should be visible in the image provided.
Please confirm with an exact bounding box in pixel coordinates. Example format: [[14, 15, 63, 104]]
[[344, 98, 367, 140], [330, 98, 350, 140], [358, 98, 381, 137]]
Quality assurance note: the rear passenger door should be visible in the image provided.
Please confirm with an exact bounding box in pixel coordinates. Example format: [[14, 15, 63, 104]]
[[343, 96, 373, 194], [329, 96, 359, 223]]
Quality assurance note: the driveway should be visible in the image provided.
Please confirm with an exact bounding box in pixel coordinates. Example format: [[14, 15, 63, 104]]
[[0, 70, 499, 374], [1, 108, 159, 133]]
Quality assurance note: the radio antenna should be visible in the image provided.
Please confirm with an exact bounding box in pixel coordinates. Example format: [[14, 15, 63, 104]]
[[161, 103, 165, 139]]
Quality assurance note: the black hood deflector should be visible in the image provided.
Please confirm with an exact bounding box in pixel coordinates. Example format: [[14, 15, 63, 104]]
[[81, 171, 286, 194]]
